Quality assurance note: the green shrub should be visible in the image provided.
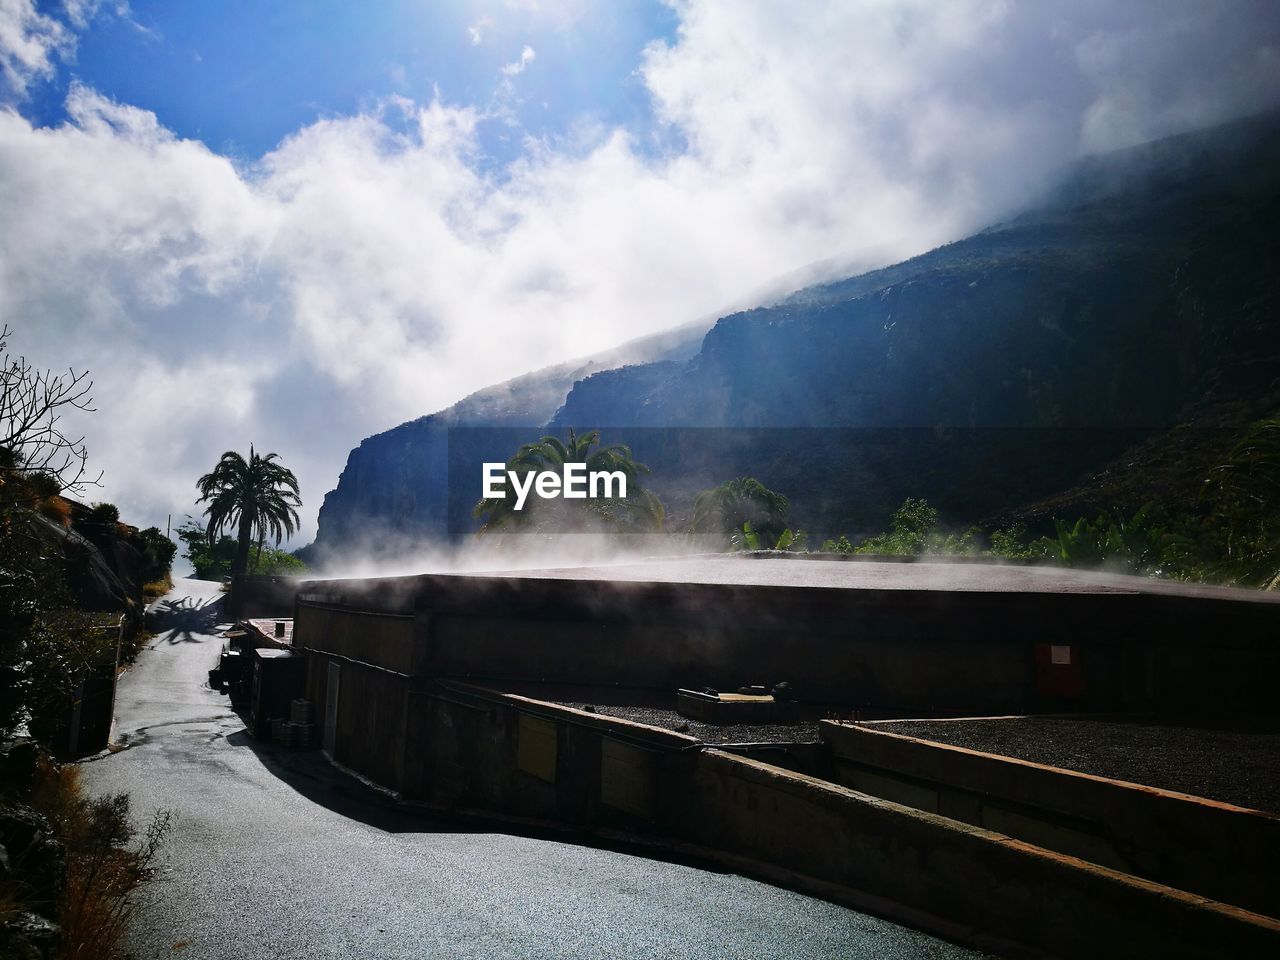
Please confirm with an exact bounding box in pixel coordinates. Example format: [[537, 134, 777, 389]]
[[988, 524, 1034, 559], [136, 527, 177, 583], [1030, 504, 1194, 576], [695, 477, 790, 547], [815, 499, 950, 556], [176, 519, 236, 581], [733, 522, 807, 552], [248, 547, 307, 576], [86, 502, 120, 524]]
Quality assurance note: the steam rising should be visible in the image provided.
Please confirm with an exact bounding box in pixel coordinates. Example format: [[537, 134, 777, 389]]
[[304, 528, 725, 582]]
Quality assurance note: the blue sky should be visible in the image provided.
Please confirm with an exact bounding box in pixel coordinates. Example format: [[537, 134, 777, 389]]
[[25, 0, 679, 164], [3, 1, 1278, 558]]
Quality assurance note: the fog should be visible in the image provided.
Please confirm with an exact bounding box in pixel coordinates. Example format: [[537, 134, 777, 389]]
[[301, 532, 722, 582]]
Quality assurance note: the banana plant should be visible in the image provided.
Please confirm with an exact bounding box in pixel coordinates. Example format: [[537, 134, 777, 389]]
[[733, 521, 807, 552]]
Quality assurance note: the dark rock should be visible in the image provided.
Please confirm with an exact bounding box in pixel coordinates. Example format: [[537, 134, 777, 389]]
[[306, 324, 707, 561], [0, 911, 61, 960], [0, 739, 39, 796], [23, 513, 140, 614], [0, 805, 66, 918]]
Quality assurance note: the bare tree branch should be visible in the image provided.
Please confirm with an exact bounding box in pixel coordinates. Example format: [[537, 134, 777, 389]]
[[0, 324, 103, 499]]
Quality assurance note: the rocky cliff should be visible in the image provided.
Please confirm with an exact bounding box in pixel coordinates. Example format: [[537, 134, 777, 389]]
[[306, 323, 707, 560], [309, 110, 1280, 559]]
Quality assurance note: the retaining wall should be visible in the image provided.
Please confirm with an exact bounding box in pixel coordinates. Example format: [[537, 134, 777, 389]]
[[401, 682, 1280, 960], [227, 574, 302, 619], [821, 722, 1280, 919]]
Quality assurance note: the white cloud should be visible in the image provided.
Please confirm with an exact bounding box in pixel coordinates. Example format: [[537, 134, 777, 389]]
[[1, 0, 150, 101], [0, 0, 71, 97], [501, 44, 536, 77], [1, 1, 1278, 550], [1071, 1, 1280, 152], [467, 16, 493, 46], [62, 1, 105, 31]]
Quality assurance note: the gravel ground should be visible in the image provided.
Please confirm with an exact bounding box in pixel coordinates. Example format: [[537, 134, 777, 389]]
[[567, 704, 821, 744], [871, 717, 1280, 812]]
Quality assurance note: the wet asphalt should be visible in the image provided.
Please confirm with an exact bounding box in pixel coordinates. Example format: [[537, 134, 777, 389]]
[[79, 578, 991, 959]]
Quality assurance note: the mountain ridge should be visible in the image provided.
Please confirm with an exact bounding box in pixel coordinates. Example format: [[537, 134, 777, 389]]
[[307, 109, 1280, 561]]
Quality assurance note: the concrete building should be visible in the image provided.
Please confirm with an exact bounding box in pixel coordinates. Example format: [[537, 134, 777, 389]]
[[239, 556, 1280, 958], [291, 556, 1280, 793]]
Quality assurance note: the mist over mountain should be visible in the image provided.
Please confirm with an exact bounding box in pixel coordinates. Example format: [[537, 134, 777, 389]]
[[306, 322, 708, 560], [308, 110, 1280, 562]]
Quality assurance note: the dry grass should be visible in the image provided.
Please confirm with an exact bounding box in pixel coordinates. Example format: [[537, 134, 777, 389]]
[[36, 495, 72, 528], [119, 627, 152, 666], [0, 881, 22, 925], [141, 575, 172, 600], [30, 756, 84, 831], [30, 758, 170, 960]]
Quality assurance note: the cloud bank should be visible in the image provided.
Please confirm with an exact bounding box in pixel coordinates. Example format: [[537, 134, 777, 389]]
[[1, 0, 1277, 552]]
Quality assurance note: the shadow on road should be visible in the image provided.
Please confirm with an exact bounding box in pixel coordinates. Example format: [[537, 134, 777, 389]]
[[225, 730, 438, 834], [224, 729, 736, 876], [151, 593, 228, 645]]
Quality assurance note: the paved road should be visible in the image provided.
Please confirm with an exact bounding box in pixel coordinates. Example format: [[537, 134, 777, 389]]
[[81, 578, 989, 959]]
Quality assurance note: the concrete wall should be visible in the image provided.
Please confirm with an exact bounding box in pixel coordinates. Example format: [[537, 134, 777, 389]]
[[408, 685, 694, 829], [294, 601, 415, 674], [329, 660, 408, 789], [821, 722, 1280, 919], [227, 575, 302, 619], [407, 683, 1280, 960], [294, 570, 1280, 716], [292, 600, 416, 785], [32, 616, 122, 759]]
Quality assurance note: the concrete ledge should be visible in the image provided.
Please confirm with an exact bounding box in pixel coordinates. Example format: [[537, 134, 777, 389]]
[[821, 721, 1280, 918], [487, 686, 702, 750], [407, 682, 1280, 959], [686, 748, 1280, 958]]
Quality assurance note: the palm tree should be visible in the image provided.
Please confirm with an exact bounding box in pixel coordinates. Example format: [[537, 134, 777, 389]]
[[691, 477, 790, 546], [196, 446, 301, 577], [474, 428, 662, 533]]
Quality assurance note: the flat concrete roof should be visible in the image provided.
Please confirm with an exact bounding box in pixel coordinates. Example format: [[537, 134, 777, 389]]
[[478, 554, 1280, 602], [245, 617, 294, 646]]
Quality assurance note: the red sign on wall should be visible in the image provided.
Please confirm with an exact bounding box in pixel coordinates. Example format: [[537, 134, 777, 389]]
[[1035, 642, 1085, 699]]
